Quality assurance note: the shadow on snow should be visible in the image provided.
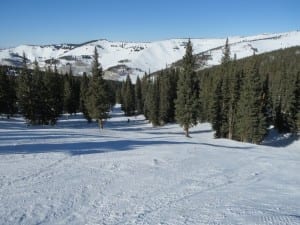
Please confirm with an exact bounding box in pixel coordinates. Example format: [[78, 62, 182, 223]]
[[0, 139, 197, 156]]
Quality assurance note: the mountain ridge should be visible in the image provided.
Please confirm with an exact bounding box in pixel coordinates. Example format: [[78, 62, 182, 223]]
[[1, 31, 300, 81]]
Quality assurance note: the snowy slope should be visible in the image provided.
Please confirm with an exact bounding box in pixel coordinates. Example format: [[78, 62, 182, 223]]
[[0, 31, 300, 81], [0, 106, 300, 225]]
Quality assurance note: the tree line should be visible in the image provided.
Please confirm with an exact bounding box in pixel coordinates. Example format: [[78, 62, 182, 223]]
[[1, 42, 299, 144]]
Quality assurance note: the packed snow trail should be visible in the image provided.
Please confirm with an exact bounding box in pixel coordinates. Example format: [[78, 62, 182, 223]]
[[0, 106, 300, 225]]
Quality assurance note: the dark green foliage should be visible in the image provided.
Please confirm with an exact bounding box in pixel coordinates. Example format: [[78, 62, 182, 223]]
[[86, 48, 110, 129], [228, 64, 242, 139], [144, 77, 160, 126], [63, 67, 80, 115], [135, 76, 143, 115], [17, 54, 63, 125], [0, 67, 17, 118], [17, 54, 35, 123], [175, 39, 199, 137], [221, 38, 231, 65], [296, 72, 300, 130], [41, 65, 64, 125], [122, 75, 135, 116], [195, 46, 300, 143], [141, 74, 150, 119], [80, 72, 91, 122], [211, 78, 223, 138], [232, 59, 267, 143], [158, 69, 178, 124]]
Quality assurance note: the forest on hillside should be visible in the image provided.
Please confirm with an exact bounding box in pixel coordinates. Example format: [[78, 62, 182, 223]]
[[0, 44, 299, 144]]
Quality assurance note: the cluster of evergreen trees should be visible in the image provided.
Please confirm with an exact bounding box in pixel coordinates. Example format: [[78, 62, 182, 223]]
[[119, 68, 179, 126], [199, 46, 300, 143], [1, 48, 116, 128], [119, 40, 299, 143]]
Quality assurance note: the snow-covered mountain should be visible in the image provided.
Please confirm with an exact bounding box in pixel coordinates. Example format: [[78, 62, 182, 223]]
[[1, 31, 300, 81]]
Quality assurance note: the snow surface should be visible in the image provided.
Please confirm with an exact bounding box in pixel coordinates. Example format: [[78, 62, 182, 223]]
[[1, 31, 300, 81], [0, 105, 300, 225]]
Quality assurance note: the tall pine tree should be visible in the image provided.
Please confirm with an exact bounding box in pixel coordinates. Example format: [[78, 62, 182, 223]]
[[86, 47, 110, 129], [175, 39, 198, 137]]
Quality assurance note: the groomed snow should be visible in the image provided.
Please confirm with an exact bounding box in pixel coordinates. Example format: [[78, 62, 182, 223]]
[[0, 106, 299, 225]]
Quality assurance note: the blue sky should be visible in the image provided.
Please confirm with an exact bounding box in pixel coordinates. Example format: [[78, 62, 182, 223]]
[[0, 0, 299, 48]]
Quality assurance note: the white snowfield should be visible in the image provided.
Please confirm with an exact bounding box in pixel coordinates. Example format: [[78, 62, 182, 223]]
[[0, 106, 299, 225], [1, 31, 300, 81]]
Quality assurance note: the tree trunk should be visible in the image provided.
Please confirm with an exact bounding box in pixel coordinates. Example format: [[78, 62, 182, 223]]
[[98, 119, 104, 129], [184, 126, 190, 137]]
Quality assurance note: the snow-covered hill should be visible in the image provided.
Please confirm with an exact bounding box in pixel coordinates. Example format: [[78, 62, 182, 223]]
[[0, 105, 299, 225], [1, 31, 300, 81]]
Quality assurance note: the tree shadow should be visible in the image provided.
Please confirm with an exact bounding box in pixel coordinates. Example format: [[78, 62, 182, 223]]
[[0, 139, 198, 155], [200, 142, 254, 150], [262, 128, 299, 147]]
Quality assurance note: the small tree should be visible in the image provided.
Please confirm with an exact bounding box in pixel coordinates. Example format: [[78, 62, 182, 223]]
[[221, 38, 231, 65]]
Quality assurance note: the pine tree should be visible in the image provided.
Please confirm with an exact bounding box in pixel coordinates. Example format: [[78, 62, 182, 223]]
[[211, 78, 223, 138], [145, 77, 160, 126], [235, 59, 267, 143], [220, 71, 230, 138], [17, 53, 36, 123], [158, 70, 176, 124], [284, 71, 299, 133], [228, 63, 242, 139], [122, 75, 135, 116], [175, 39, 198, 137], [295, 72, 300, 131], [80, 72, 91, 122], [221, 38, 231, 65], [135, 76, 143, 115], [63, 67, 78, 115], [32, 60, 47, 124], [86, 47, 110, 129], [0, 67, 17, 118], [141, 74, 150, 119]]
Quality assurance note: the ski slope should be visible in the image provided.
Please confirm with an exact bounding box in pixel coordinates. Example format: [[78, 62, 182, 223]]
[[1, 31, 300, 81], [0, 106, 299, 225]]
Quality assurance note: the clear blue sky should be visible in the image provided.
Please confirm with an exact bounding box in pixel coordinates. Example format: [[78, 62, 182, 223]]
[[0, 0, 299, 48]]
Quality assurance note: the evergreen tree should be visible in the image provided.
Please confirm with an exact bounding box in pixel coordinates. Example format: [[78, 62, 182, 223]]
[[122, 75, 135, 116], [228, 67, 242, 139], [158, 70, 176, 124], [145, 77, 160, 126], [141, 74, 150, 119], [221, 38, 231, 65], [175, 39, 198, 137], [80, 72, 91, 122], [86, 47, 110, 129], [135, 76, 143, 115], [63, 67, 78, 115], [295, 72, 300, 131], [235, 60, 267, 143], [220, 71, 230, 138], [17, 53, 36, 123], [0, 67, 17, 118], [32, 60, 47, 124], [284, 71, 299, 133], [211, 78, 223, 138]]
